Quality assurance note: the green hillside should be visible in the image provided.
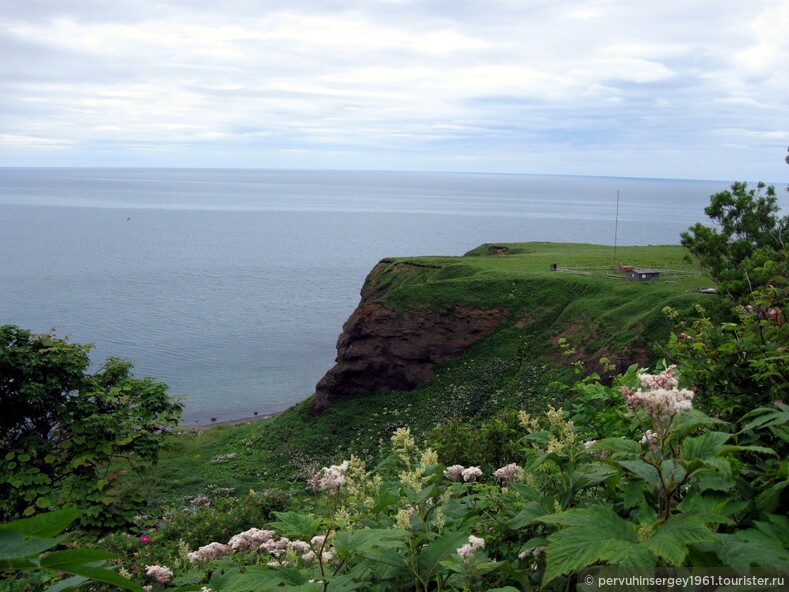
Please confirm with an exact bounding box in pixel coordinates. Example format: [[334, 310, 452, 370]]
[[148, 242, 712, 502]]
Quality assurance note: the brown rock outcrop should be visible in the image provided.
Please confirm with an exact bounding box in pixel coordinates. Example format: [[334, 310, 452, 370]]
[[311, 263, 504, 413]]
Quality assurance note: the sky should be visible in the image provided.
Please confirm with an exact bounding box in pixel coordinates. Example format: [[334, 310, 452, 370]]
[[1, 1, 787, 181]]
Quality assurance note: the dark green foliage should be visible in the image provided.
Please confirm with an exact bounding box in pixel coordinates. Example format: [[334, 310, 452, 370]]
[[0, 509, 143, 592], [0, 326, 182, 530], [681, 181, 788, 302], [431, 412, 524, 471], [672, 179, 788, 417], [666, 254, 788, 419]]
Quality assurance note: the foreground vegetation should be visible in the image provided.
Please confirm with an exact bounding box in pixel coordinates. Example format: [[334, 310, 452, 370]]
[[2, 179, 788, 590]]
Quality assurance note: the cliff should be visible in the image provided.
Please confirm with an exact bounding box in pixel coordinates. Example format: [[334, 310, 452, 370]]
[[312, 261, 505, 413], [311, 243, 709, 414]]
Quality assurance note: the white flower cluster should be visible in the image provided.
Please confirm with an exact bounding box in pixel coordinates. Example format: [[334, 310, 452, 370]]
[[260, 536, 290, 557], [444, 463, 523, 481], [443, 464, 483, 482], [638, 365, 680, 390], [145, 565, 174, 583], [492, 463, 521, 482], [227, 527, 276, 552], [187, 527, 335, 567], [620, 366, 694, 428], [457, 535, 485, 560], [309, 460, 350, 491], [186, 541, 230, 563], [302, 537, 333, 563]]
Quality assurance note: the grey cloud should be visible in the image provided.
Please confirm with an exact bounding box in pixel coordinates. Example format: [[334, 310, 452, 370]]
[[0, 0, 786, 179]]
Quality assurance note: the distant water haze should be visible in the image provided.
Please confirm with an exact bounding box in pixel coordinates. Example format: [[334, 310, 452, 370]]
[[0, 169, 769, 424]]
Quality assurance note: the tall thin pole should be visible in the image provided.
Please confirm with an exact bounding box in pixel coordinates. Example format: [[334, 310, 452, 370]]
[[613, 190, 620, 266]]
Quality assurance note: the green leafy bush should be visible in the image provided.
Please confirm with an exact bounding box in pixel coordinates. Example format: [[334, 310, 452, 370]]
[[0, 326, 182, 530], [96, 365, 788, 591]]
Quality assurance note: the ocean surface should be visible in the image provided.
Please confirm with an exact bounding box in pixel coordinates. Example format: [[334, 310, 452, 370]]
[[0, 168, 752, 424]]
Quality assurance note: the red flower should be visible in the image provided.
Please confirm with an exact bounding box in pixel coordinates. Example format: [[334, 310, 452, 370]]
[[139, 534, 152, 544]]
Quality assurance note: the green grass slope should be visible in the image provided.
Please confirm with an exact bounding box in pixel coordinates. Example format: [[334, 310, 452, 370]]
[[148, 243, 712, 503]]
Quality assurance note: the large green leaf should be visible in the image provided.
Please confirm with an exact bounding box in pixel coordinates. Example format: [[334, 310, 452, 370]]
[[676, 493, 743, 525], [333, 528, 407, 559], [754, 514, 789, 547], [508, 502, 547, 529], [670, 410, 729, 436], [716, 531, 789, 569], [269, 512, 323, 540], [39, 551, 143, 592], [44, 574, 90, 592], [574, 463, 619, 489], [413, 483, 438, 505], [222, 566, 286, 591], [0, 531, 62, 562], [38, 548, 119, 569], [418, 530, 469, 578], [540, 506, 643, 583], [589, 438, 641, 455], [615, 460, 660, 486], [510, 483, 539, 501], [642, 515, 717, 565], [739, 406, 789, 432], [680, 431, 730, 460], [0, 509, 81, 538]]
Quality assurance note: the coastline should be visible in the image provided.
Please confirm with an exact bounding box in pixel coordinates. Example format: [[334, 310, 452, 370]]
[[184, 410, 284, 430]]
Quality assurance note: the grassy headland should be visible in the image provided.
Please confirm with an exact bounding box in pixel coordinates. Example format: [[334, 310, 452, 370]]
[[148, 242, 711, 504]]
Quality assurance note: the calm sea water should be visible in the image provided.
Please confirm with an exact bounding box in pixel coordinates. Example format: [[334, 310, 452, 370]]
[[0, 168, 742, 424]]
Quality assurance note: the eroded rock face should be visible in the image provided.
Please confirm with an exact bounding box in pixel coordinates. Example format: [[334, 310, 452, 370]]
[[311, 300, 503, 414]]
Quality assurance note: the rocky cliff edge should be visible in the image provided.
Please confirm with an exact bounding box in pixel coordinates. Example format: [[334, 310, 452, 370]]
[[311, 260, 504, 413]]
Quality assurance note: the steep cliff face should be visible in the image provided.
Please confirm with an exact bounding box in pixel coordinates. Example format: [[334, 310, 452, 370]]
[[311, 261, 504, 413]]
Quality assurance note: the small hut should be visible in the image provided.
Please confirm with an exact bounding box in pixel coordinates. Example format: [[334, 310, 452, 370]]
[[626, 268, 660, 282]]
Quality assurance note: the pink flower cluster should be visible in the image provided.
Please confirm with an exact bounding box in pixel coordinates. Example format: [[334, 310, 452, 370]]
[[301, 536, 333, 564], [187, 541, 230, 563], [187, 527, 333, 566], [227, 528, 276, 552], [745, 305, 783, 323], [444, 465, 465, 481], [457, 535, 485, 560], [620, 366, 694, 429], [637, 365, 680, 390], [145, 565, 173, 583], [309, 460, 349, 491], [444, 464, 482, 482], [492, 463, 521, 482]]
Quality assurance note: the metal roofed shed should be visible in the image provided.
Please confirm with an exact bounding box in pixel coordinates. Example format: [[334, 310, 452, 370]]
[[626, 268, 660, 281]]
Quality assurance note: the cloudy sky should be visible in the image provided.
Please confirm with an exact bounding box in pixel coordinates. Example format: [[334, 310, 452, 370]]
[[1, 1, 787, 180]]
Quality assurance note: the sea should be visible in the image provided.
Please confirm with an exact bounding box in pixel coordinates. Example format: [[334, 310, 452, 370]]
[[0, 168, 761, 425]]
